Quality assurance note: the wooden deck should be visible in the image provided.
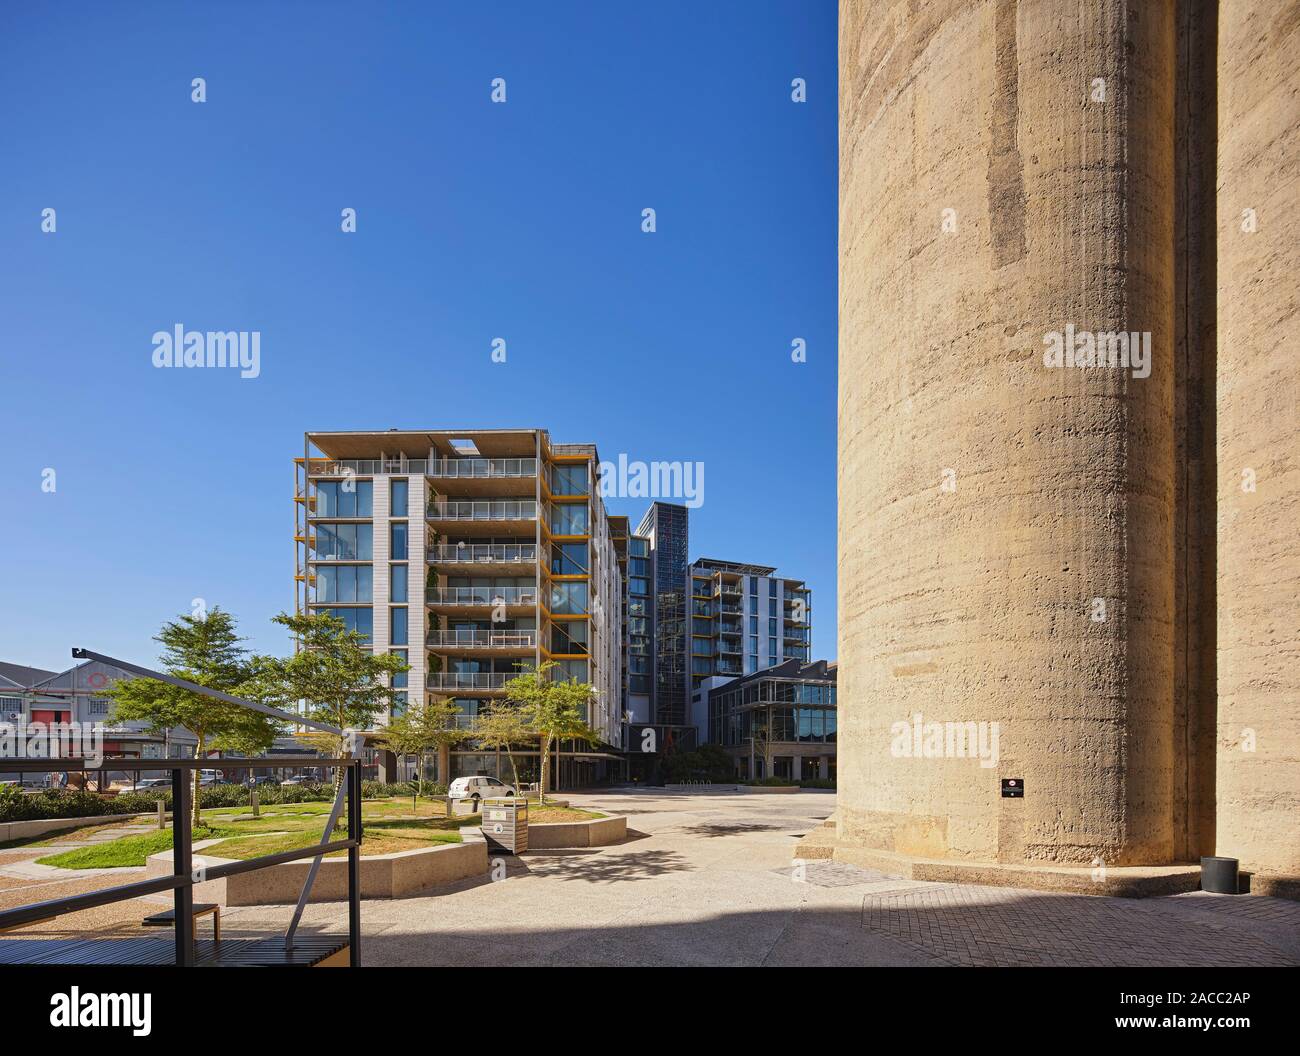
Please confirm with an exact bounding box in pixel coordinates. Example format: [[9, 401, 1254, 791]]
[[0, 935, 349, 967]]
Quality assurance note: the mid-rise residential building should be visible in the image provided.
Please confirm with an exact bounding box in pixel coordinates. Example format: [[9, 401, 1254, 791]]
[[636, 501, 688, 728], [294, 429, 623, 787]]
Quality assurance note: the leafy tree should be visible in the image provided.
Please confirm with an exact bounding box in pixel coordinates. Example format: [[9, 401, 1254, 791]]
[[107, 608, 280, 829], [250, 612, 407, 804], [473, 699, 536, 792], [504, 661, 596, 799], [373, 697, 468, 797]]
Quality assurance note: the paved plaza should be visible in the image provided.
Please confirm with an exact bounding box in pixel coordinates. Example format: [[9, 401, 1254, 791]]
[[3, 790, 1297, 967]]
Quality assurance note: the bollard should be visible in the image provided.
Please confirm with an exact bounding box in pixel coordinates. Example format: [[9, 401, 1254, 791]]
[[1201, 856, 1240, 894], [157, 799, 166, 830]]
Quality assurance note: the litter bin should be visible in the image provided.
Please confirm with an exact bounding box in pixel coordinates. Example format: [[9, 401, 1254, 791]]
[[482, 797, 528, 854]]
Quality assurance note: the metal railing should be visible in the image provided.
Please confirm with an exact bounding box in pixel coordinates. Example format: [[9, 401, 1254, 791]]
[[428, 458, 537, 478], [426, 630, 537, 649], [427, 543, 538, 564], [425, 586, 539, 606], [427, 672, 509, 690], [0, 754, 362, 968], [426, 500, 539, 521]]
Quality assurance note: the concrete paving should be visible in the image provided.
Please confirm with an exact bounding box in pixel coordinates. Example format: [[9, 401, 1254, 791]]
[[4, 791, 1296, 965], [208, 789, 1300, 967]]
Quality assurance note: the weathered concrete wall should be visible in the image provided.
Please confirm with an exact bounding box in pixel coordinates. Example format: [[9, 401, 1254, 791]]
[[1215, 0, 1300, 879], [838, 0, 1179, 866]]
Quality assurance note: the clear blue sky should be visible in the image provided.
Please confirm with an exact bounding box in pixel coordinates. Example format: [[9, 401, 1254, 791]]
[[0, 0, 837, 672]]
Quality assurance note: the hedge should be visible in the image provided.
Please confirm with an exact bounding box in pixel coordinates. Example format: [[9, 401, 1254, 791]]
[[0, 780, 435, 823]]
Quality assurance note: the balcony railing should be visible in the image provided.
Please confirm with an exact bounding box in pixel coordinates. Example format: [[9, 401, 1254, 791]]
[[426, 500, 539, 521], [308, 459, 430, 476], [719, 603, 743, 615], [425, 586, 539, 606], [717, 662, 742, 675], [425, 630, 538, 650], [427, 672, 508, 691], [427, 543, 538, 565], [427, 458, 538, 479]]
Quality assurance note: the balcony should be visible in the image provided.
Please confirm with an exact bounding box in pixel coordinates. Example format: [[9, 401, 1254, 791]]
[[427, 458, 538, 497], [426, 672, 508, 693], [307, 458, 430, 477], [718, 639, 742, 656], [427, 543, 538, 570], [427, 499, 538, 522], [719, 602, 743, 615], [425, 630, 538, 653], [717, 662, 742, 676], [425, 586, 539, 612], [714, 581, 742, 597]]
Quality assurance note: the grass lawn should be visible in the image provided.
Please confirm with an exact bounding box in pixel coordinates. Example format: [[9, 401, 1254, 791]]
[[36, 825, 237, 869], [26, 796, 610, 868]]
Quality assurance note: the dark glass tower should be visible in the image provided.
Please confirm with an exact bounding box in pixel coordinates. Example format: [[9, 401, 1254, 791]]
[[636, 501, 689, 727]]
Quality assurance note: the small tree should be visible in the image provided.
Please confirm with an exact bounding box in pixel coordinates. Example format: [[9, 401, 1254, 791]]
[[373, 697, 468, 796], [473, 699, 535, 793], [749, 709, 777, 780], [108, 608, 280, 830], [504, 662, 597, 799], [251, 612, 406, 806]]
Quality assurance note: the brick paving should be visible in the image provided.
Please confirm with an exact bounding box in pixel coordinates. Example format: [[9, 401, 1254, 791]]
[[861, 882, 1300, 966]]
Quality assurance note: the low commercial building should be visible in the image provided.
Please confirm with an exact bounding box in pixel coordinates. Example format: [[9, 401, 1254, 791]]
[[702, 659, 837, 781]]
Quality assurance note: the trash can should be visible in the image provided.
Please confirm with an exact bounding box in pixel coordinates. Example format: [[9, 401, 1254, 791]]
[[482, 797, 528, 854], [1201, 856, 1240, 894]]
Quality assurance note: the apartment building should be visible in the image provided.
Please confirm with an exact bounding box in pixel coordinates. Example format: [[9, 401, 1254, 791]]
[[294, 429, 623, 787], [626, 502, 816, 767]]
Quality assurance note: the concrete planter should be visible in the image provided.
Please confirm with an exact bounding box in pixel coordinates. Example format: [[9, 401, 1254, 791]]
[[146, 831, 487, 906], [526, 814, 626, 849], [0, 811, 163, 843]]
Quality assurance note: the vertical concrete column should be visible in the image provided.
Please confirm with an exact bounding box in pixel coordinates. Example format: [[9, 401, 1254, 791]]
[[1215, 0, 1300, 882], [838, 0, 1178, 866]]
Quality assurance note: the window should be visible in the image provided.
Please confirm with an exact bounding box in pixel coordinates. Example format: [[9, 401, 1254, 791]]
[[87, 698, 110, 716], [390, 566, 408, 603], [769, 617, 778, 635], [314, 523, 372, 560], [551, 620, 589, 654], [390, 606, 408, 646], [630, 577, 649, 595], [390, 478, 409, 517], [552, 659, 588, 684], [749, 577, 758, 595], [315, 480, 372, 518], [629, 539, 648, 557], [749, 616, 758, 633], [391, 649, 408, 688], [750, 635, 759, 655], [769, 598, 778, 617], [390, 522, 408, 560], [316, 564, 372, 602], [318, 607, 373, 642], [551, 542, 589, 575], [551, 464, 587, 496], [550, 581, 588, 615], [551, 503, 589, 535], [768, 636, 777, 656], [747, 595, 757, 615], [629, 557, 648, 577], [769, 578, 778, 597]]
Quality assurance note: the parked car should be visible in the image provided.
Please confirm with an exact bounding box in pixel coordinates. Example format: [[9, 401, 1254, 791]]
[[280, 775, 316, 787], [134, 777, 171, 789], [448, 776, 517, 806], [245, 775, 278, 787]]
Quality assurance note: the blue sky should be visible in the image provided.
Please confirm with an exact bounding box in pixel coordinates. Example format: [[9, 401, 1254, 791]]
[[0, 0, 837, 672]]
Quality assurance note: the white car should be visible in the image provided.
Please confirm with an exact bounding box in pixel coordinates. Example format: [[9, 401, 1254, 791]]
[[448, 776, 516, 806]]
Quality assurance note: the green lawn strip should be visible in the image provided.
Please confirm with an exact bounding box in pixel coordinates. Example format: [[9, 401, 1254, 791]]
[[209, 823, 461, 860], [35, 825, 239, 869]]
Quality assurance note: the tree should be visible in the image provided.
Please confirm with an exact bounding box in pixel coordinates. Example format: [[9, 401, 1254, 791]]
[[749, 708, 777, 780], [251, 612, 407, 804], [504, 662, 597, 799], [373, 697, 468, 796], [107, 608, 280, 829], [473, 699, 535, 792]]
